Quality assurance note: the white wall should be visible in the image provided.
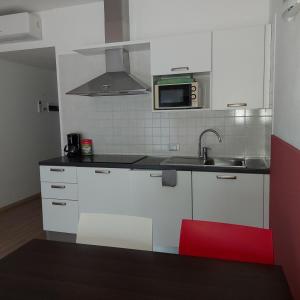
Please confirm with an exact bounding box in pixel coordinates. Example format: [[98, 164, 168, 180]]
[[0, 2, 105, 54], [129, 0, 270, 39], [270, 0, 300, 149], [39, 2, 104, 52], [0, 2, 106, 159], [0, 59, 61, 208], [57, 0, 271, 156], [0, 1, 272, 158]]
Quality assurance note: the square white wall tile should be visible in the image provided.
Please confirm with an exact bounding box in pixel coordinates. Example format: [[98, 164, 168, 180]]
[[62, 94, 272, 158]]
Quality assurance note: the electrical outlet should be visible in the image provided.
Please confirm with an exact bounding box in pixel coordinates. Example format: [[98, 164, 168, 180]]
[[169, 144, 180, 151]]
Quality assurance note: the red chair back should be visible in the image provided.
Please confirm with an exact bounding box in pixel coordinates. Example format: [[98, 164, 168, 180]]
[[179, 220, 274, 265]]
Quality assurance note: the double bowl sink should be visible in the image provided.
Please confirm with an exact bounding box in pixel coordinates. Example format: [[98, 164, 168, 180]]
[[161, 156, 246, 168]]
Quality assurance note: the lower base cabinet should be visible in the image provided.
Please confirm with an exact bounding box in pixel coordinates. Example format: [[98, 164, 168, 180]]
[[40, 166, 79, 234], [41, 165, 268, 252], [192, 172, 264, 227], [130, 170, 192, 252], [77, 168, 192, 252]]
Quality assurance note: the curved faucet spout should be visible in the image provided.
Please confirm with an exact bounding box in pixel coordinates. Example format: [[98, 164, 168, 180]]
[[199, 129, 223, 159]]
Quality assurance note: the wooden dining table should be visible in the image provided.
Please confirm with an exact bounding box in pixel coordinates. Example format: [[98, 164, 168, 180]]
[[0, 239, 292, 300]]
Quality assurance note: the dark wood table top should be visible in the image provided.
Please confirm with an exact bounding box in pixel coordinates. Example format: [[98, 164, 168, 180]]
[[0, 239, 292, 300]]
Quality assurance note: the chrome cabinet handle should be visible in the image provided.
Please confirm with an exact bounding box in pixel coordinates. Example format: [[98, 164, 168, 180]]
[[50, 168, 65, 172], [227, 103, 247, 108], [51, 185, 66, 189], [95, 170, 111, 174], [150, 174, 162, 178], [216, 175, 237, 180], [170, 66, 190, 72], [52, 202, 67, 206]]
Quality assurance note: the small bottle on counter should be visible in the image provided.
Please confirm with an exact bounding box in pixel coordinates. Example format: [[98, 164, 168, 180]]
[[81, 139, 93, 156]]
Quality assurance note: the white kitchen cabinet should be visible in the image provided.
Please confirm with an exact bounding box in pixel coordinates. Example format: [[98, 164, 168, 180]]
[[77, 168, 133, 214], [42, 199, 79, 234], [212, 25, 266, 110], [192, 172, 264, 228], [41, 164, 268, 249], [151, 32, 212, 76], [40, 166, 79, 234], [77, 168, 192, 252], [130, 170, 192, 252]]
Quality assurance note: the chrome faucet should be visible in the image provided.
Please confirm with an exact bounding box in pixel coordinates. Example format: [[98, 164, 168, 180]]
[[199, 129, 223, 161]]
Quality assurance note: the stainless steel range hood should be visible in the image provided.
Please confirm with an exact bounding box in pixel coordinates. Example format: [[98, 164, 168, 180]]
[[66, 0, 150, 97]]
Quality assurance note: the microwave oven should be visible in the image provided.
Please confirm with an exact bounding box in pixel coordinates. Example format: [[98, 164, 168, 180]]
[[154, 81, 201, 110]]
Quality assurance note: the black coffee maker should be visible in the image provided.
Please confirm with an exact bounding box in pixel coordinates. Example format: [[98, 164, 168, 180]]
[[64, 133, 81, 157]]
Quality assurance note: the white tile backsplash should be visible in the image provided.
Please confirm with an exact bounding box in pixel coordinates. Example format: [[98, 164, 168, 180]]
[[62, 94, 272, 158]]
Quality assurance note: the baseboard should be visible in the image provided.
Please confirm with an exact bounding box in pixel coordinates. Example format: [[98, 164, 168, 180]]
[[46, 231, 76, 243], [0, 193, 41, 213]]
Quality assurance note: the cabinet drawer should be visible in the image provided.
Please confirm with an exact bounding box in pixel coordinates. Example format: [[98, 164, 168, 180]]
[[40, 166, 77, 183], [41, 182, 78, 200], [78, 168, 131, 213], [42, 199, 79, 234]]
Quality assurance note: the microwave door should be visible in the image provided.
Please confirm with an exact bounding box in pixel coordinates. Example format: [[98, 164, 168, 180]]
[[159, 84, 192, 108]]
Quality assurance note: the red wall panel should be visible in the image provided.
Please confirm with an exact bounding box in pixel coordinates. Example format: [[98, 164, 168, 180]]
[[270, 135, 300, 299]]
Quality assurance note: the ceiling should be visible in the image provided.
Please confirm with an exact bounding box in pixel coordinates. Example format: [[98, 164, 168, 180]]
[[0, 0, 100, 15], [0, 47, 57, 70]]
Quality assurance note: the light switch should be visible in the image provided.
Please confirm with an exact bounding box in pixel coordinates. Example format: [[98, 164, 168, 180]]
[[37, 100, 42, 113]]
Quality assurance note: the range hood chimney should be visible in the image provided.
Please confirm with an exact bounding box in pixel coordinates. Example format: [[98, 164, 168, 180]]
[[66, 0, 150, 97]]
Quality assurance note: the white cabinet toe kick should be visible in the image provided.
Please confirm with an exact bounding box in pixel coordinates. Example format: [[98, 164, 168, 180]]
[[40, 166, 270, 252]]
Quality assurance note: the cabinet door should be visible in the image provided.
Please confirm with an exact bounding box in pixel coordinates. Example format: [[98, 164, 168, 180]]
[[131, 170, 192, 252], [151, 32, 212, 76], [77, 168, 133, 214], [212, 26, 265, 110], [192, 172, 264, 227]]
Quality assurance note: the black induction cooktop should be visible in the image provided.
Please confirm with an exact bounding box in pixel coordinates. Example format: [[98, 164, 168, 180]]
[[76, 154, 146, 164]]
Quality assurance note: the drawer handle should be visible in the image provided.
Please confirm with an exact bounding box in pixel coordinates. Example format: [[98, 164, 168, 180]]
[[216, 175, 237, 180], [50, 168, 65, 172], [171, 66, 190, 72], [51, 185, 66, 189], [52, 202, 67, 206], [150, 174, 162, 178], [227, 103, 247, 108], [95, 170, 111, 174]]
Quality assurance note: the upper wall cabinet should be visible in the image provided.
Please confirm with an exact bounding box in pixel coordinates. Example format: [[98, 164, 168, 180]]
[[211, 25, 266, 110], [150, 32, 212, 76]]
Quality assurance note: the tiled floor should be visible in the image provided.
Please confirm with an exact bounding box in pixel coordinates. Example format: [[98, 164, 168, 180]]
[[0, 198, 45, 259]]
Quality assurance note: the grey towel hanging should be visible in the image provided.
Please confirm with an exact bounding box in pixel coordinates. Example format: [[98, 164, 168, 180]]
[[162, 170, 177, 187]]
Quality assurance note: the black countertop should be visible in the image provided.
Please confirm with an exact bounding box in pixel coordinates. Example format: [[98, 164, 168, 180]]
[[39, 155, 270, 174]]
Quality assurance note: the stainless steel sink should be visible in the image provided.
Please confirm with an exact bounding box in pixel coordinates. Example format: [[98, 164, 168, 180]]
[[204, 158, 246, 167], [161, 156, 246, 168]]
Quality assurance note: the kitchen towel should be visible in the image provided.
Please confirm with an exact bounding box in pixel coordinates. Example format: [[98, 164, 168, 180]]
[[162, 170, 177, 187]]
